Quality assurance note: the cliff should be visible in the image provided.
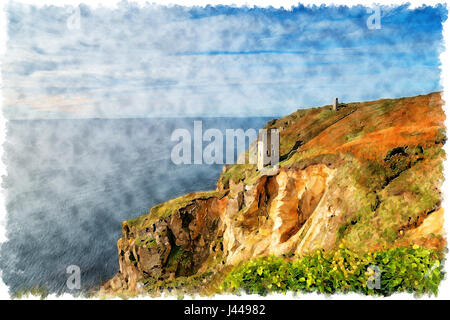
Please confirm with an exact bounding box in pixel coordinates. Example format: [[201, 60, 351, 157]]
[[100, 92, 446, 296]]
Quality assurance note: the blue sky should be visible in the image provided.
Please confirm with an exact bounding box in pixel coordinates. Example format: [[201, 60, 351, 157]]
[[2, 2, 447, 119]]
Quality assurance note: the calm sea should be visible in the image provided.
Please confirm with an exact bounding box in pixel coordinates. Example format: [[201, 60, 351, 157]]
[[0, 117, 272, 295]]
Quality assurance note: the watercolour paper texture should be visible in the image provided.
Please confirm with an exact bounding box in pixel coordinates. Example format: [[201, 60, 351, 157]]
[[0, 0, 449, 299]]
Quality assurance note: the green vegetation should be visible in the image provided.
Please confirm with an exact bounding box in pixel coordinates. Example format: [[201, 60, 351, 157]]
[[165, 245, 185, 273], [317, 108, 336, 120], [161, 244, 196, 277], [340, 147, 444, 250], [142, 270, 216, 297], [13, 286, 50, 299], [127, 190, 225, 228], [345, 130, 364, 142], [221, 246, 444, 296], [219, 163, 257, 187], [373, 99, 397, 115], [135, 236, 157, 249]]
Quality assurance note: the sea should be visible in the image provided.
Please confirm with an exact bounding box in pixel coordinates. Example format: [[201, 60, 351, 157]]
[[0, 117, 272, 295]]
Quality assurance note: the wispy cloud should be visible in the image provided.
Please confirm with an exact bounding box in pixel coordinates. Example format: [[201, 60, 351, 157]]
[[2, 3, 447, 119]]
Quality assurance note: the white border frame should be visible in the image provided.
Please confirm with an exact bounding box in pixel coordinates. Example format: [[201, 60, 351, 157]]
[[0, 0, 448, 300]]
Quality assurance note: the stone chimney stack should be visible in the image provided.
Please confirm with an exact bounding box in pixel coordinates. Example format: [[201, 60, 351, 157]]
[[333, 97, 338, 111], [257, 128, 279, 171]]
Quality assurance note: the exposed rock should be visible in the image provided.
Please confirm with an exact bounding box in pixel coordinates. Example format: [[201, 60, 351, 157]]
[[101, 194, 227, 295]]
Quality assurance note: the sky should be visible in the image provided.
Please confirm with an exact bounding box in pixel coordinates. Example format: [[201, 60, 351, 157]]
[[1, 2, 447, 119]]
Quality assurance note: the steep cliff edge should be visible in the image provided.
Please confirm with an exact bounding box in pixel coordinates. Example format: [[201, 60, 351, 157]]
[[101, 92, 446, 296]]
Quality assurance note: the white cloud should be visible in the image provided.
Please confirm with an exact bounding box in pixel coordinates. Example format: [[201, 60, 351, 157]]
[[2, 3, 444, 119]]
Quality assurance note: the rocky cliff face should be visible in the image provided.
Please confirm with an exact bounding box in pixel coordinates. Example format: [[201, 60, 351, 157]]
[[101, 92, 445, 296], [102, 165, 340, 294], [222, 164, 336, 266], [102, 192, 228, 293]]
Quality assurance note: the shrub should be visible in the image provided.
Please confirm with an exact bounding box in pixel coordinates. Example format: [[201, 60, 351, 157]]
[[221, 245, 444, 296]]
